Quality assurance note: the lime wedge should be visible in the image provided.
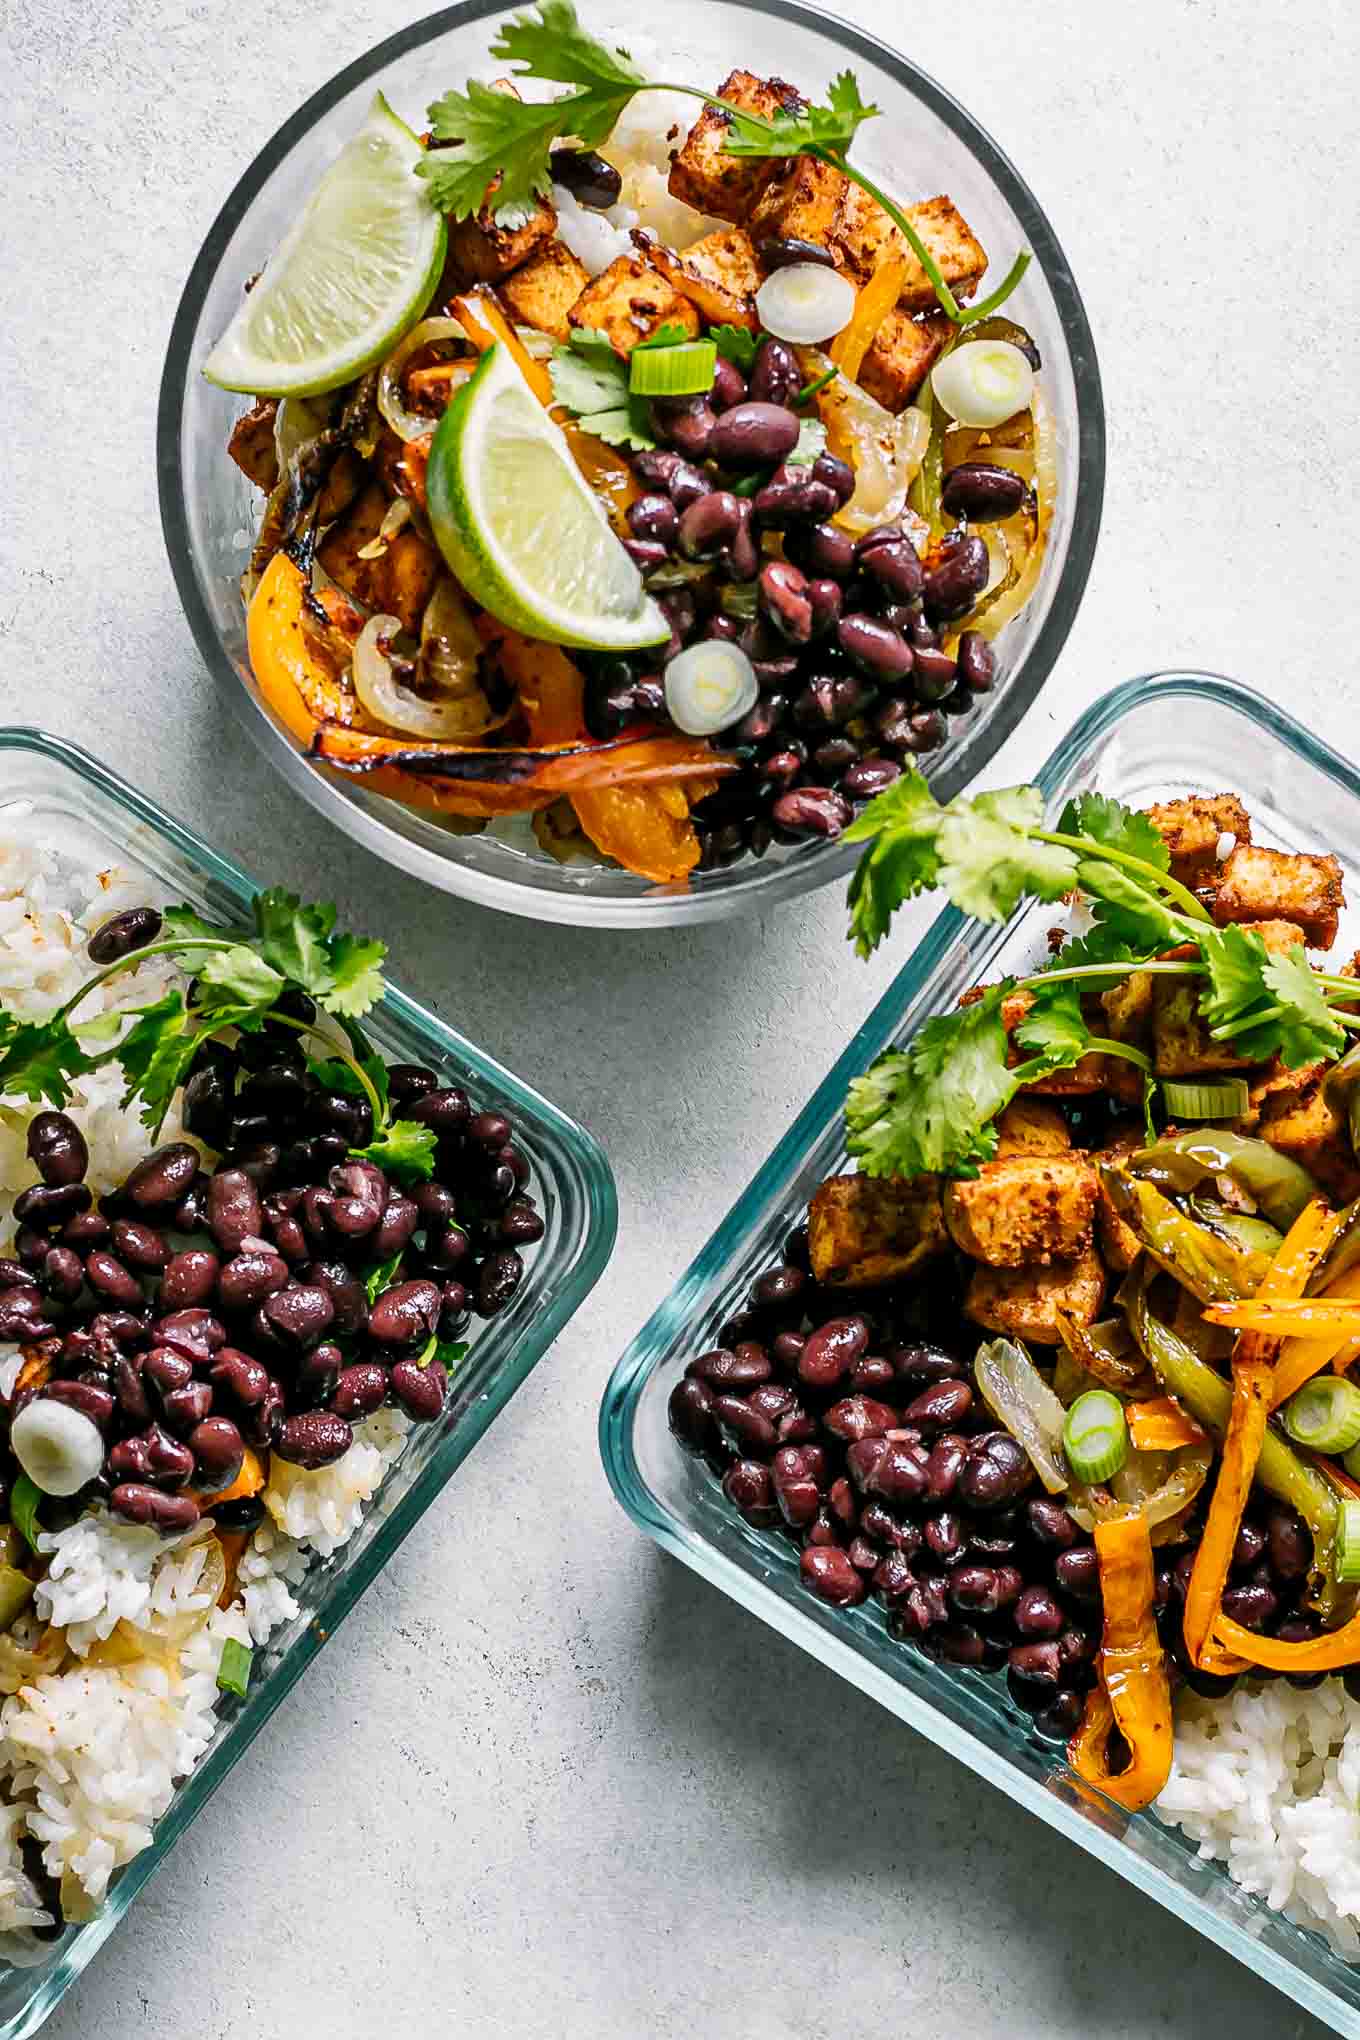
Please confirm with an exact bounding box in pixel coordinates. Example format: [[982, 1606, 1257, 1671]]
[[426, 345, 669, 652], [203, 93, 446, 398]]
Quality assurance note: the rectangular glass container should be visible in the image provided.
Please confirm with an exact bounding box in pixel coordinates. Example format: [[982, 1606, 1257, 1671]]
[[0, 728, 616, 2039], [600, 673, 1360, 2039]]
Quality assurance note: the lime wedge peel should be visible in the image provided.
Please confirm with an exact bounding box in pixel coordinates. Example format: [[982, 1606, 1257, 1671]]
[[203, 93, 446, 398], [426, 345, 670, 653]]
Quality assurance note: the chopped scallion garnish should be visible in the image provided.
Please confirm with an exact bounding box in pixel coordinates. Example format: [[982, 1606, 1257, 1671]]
[[1282, 1377, 1360, 1456], [217, 1637, 254, 1699], [1062, 1389, 1129, 1484]]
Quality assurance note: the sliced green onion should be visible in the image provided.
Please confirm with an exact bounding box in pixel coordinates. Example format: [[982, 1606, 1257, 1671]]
[[755, 264, 857, 346], [8, 1473, 43, 1554], [1282, 1377, 1360, 1455], [217, 1637, 254, 1699], [1335, 1500, 1360, 1584], [1062, 1389, 1129, 1484], [1161, 1077, 1251, 1121], [628, 339, 717, 397], [931, 339, 1034, 429], [1344, 1441, 1360, 1483], [664, 641, 757, 736]]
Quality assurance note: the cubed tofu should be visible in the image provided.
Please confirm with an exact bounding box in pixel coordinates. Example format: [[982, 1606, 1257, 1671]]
[[965, 1246, 1107, 1345], [747, 155, 848, 249], [1100, 969, 1154, 1045], [998, 989, 1107, 1094], [638, 228, 761, 329], [1213, 845, 1345, 950], [858, 310, 953, 413], [808, 1172, 947, 1288], [567, 254, 701, 356], [944, 1153, 1097, 1268], [1092, 1131, 1144, 1273], [1257, 1071, 1360, 1202], [832, 187, 986, 310], [994, 1098, 1071, 1156], [1143, 793, 1252, 889], [227, 399, 280, 492], [315, 482, 440, 636], [667, 70, 802, 222], [447, 187, 557, 282], [1152, 977, 1253, 1077], [499, 238, 591, 342]]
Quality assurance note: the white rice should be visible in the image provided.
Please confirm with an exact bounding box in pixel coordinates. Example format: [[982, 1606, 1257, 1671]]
[[551, 86, 726, 277], [1157, 1677, 1360, 1958], [0, 819, 415, 1949]]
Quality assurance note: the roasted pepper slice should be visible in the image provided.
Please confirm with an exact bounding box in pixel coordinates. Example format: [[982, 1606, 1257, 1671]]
[[830, 254, 907, 383], [1126, 1398, 1205, 1452], [1068, 1506, 1172, 1812]]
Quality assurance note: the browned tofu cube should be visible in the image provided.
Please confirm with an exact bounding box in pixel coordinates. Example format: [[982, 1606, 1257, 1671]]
[[858, 310, 952, 413], [808, 1172, 946, 1288], [832, 187, 986, 310], [1092, 1132, 1144, 1273], [500, 238, 591, 342], [747, 155, 848, 249], [667, 70, 803, 223], [1143, 794, 1252, 889], [1152, 977, 1254, 1078], [568, 255, 701, 356], [999, 990, 1107, 1094], [965, 1246, 1107, 1345], [227, 399, 279, 492], [944, 1153, 1097, 1268], [639, 228, 761, 330], [994, 1099, 1071, 1156], [1257, 1070, 1360, 1202], [1213, 845, 1344, 950], [315, 482, 440, 636], [447, 185, 557, 282]]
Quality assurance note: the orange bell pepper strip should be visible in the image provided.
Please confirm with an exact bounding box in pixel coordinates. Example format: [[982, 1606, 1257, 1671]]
[[1206, 1298, 1360, 1337], [830, 254, 907, 382], [1213, 1599, 1360, 1673], [1067, 1507, 1173, 1811], [1183, 1198, 1338, 1673], [311, 720, 731, 795], [1270, 1266, 1360, 1404], [450, 287, 638, 526], [1126, 1398, 1205, 1452]]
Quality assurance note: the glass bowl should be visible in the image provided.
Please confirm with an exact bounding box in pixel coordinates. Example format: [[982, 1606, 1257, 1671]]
[[158, 0, 1104, 929], [0, 727, 616, 2039], [600, 674, 1360, 2036]]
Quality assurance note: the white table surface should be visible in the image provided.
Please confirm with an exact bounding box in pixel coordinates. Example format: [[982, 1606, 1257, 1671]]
[[6, 0, 1357, 2032]]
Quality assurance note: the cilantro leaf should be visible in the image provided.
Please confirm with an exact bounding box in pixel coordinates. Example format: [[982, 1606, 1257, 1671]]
[[1076, 859, 1186, 952], [253, 889, 337, 994], [0, 1018, 95, 1106], [423, 79, 631, 222], [351, 1117, 438, 1182], [1012, 979, 1092, 1071], [365, 1253, 404, 1306], [1198, 926, 1344, 1067], [1264, 948, 1346, 1065], [306, 1052, 390, 1116], [632, 320, 695, 354], [323, 934, 386, 1018], [787, 417, 827, 468], [844, 768, 945, 958], [489, 0, 647, 92], [162, 903, 230, 947], [195, 944, 286, 1016], [1056, 793, 1171, 874], [724, 67, 880, 157], [710, 325, 758, 373], [115, 991, 199, 1137], [935, 788, 1077, 923], [846, 985, 1018, 1180], [549, 331, 655, 450], [10, 1474, 43, 1554], [1037, 925, 1141, 974]]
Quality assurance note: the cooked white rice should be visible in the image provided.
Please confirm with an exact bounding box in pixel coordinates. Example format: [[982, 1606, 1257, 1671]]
[[1157, 1677, 1360, 1958], [0, 819, 414, 1953]]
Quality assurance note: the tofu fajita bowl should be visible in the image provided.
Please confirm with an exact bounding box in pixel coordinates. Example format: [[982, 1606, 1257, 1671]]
[[204, 4, 1060, 890], [668, 765, 1360, 1957]]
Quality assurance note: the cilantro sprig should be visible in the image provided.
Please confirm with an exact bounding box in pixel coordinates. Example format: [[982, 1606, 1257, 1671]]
[[0, 891, 435, 1181], [547, 320, 692, 449], [419, 1, 1029, 328], [842, 771, 1358, 1182]]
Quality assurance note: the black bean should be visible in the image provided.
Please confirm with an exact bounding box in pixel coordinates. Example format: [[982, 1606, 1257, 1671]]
[[183, 1059, 233, 1147], [333, 1363, 390, 1419], [327, 1159, 388, 1238], [14, 1227, 49, 1269], [162, 1380, 214, 1435], [43, 1379, 116, 1432], [1221, 1581, 1279, 1632], [390, 1358, 447, 1423], [811, 452, 855, 506], [847, 1436, 930, 1506], [424, 1225, 471, 1274], [923, 533, 990, 620], [1266, 1506, 1312, 1583], [210, 1347, 272, 1408], [41, 1246, 84, 1302], [548, 144, 621, 208], [940, 462, 1027, 521], [173, 1176, 211, 1233], [222, 1139, 281, 1190], [110, 1218, 170, 1273], [499, 1198, 545, 1246], [110, 1483, 199, 1530], [109, 1434, 153, 1481], [652, 396, 715, 460], [124, 1142, 199, 1211], [801, 1545, 868, 1607], [1008, 1640, 1063, 1693], [217, 1248, 289, 1312], [771, 787, 852, 840], [752, 470, 838, 526], [710, 356, 746, 411], [368, 1278, 442, 1345], [274, 1410, 353, 1469], [823, 1395, 899, 1443], [160, 1248, 221, 1311], [911, 646, 958, 704], [957, 1434, 1032, 1510], [26, 1111, 89, 1188], [783, 520, 856, 580], [87, 906, 162, 964], [387, 1065, 437, 1109], [1013, 1584, 1064, 1638], [632, 450, 680, 492], [956, 630, 996, 694], [678, 489, 742, 561], [755, 235, 837, 273], [1054, 1545, 1101, 1602], [902, 1379, 973, 1431], [627, 493, 678, 548], [414, 1182, 458, 1230], [262, 1283, 334, 1349], [841, 756, 901, 801], [208, 1168, 263, 1254], [189, 1415, 245, 1488], [14, 1181, 92, 1230], [476, 1249, 524, 1317], [686, 1346, 772, 1390], [722, 1458, 778, 1526], [372, 1194, 420, 1259], [243, 1379, 286, 1449], [296, 1342, 343, 1404], [1027, 1498, 1082, 1550], [756, 560, 812, 644], [85, 1249, 144, 1307], [0, 1291, 53, 1339], [154, 1308, 225, 1365], [710, 401, 800, 469], [144, 1422, 196, 1487], [623, 538, 667, 573], [837, 613, 913, 680], [748, 338, 800, 407], [0, 1259, 36, 1291], [857, 525, 925, 602], [798, 1317, 869, 1388]]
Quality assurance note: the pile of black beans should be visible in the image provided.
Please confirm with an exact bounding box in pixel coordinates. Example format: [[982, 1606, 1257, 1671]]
[[589, 333, 1028, 870], [669, 1224, 1329, 1737], [0, 907, 541, 1534]]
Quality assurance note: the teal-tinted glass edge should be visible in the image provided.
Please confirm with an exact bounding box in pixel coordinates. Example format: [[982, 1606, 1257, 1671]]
[[598, 671, 1360, 2038]]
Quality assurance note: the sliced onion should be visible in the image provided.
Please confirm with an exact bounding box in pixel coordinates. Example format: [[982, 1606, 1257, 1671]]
[[377, 317, 472, 444], [664, 642, 757, 736], [513, 325, 556, 361], [0, 1623, 66, 1696], [355, 496, 412, 561], [960, 380, 1055, 642], [806, 350, 931, 535], [756, 264, 857, 345], [352, 587, 510, 741], [974, 1336, 1070, 1493], [931, 340, 1035, 429], [1068, 1441, 1211, 1536]]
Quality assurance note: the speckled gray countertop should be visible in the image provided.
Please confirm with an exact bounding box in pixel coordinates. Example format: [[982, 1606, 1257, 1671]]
[[5, 0, 1357, 2033]]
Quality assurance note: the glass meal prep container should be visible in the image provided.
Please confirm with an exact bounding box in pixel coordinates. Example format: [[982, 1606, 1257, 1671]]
[[158, 0, 1103, 929], [0, 728, 616, 2040], [600, 672, 1360, 2038]]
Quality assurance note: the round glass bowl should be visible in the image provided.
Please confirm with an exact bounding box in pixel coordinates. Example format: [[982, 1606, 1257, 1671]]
[[159, 0, 1104, 928]]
